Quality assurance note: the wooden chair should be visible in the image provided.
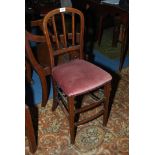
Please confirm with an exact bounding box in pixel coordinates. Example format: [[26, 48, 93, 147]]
[[25, 104, 37, 153], [25, 26, 50, 107], [43, 7, 112, 144]]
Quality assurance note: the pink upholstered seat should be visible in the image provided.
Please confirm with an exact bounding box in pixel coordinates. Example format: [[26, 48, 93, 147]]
[[52, 59, 112, 96]]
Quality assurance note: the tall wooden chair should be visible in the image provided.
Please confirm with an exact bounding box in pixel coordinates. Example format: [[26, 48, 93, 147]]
[[43, 7, 112, 144]]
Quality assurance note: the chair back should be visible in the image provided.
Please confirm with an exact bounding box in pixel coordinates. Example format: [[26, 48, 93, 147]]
[[25, 31, 51, 107], [43, 7, 85, 67], [25, 30, 49, 70]]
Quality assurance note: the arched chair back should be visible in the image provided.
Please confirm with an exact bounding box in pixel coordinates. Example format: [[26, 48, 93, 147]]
[[43, 7, 85, 67]]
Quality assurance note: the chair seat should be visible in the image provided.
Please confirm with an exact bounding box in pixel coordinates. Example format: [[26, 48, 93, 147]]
[[52, 59, 112, 96]]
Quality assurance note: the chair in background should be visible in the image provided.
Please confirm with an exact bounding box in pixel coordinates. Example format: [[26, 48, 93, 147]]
[[25, 104, 37, 153], [26, 18, 71, 106], [113, 14, 129, 71], [43, 7, 112, 144], [25, 26, 50, 107], [98, 12, 129, 71]]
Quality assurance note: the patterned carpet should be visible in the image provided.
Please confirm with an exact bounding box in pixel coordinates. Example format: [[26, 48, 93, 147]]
[[25, 68, 129, 155]]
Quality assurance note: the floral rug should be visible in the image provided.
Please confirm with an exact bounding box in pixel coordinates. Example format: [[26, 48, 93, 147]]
[[25, 68, 129, 155]]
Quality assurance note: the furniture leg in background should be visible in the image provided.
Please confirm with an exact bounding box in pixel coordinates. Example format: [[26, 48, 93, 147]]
[[25, 105, 37, 153]]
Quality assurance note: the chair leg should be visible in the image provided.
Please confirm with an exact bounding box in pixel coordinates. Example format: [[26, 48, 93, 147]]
[[52, 79, 59, 111], [97, 16, 105, 46], [112, 16, 121, 47], [119, 27, 128, 71], [68, 96, 75, 144], [119, 43, 127, 71], [39, 74, 48, 107], [25, 106, 37, 153], [112, 24, 120, 47], [103, 82, 111, 126]]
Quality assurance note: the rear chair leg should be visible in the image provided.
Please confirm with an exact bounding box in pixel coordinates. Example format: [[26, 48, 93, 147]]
[[52, 79, 59, 111], [103, 82, 111, 126]]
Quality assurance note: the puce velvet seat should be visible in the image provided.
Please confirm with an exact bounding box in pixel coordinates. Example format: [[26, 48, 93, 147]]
[[43, 7, 112, 144], [53, 59, 112, 96]]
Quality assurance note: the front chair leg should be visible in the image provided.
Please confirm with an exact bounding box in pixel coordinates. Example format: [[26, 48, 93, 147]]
[[103, 82, 111, 126], [68, 96, 75, 144]]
